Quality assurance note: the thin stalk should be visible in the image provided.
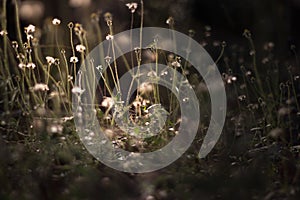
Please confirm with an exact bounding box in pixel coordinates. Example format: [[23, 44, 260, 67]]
[[13, 0, 26, 56]]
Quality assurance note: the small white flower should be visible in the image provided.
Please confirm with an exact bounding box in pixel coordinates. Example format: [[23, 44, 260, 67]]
[[104, 56, 112, 63], [46, 56, 55, 65], [32, 83, 49, 91], [26, 62, 36, 69], [52, 18, 61, 25], [101, 97, 114, 109], [49, 124, 63, 134], [0, 30, 8, 36], [171, 61, 181, 68], [105, 34, 114, 40], [166, 17, 174, 25], [70, 56, 79, 63], [76, 44, 86, 53], [96, 65, 103, 71], [26, 34, 34, 40], [18, 63, 26, 69], [126, 2, 138, 13], [72, 86, 85, 95], [67, 75, 73, 82], [25, 24, 36, 34]]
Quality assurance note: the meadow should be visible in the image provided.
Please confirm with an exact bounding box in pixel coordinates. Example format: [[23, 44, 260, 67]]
[[0, 0, 299, 199]]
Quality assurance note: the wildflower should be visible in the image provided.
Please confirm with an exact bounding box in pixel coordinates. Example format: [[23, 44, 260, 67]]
[[74, 23, 85, 36], [245, 71, 252, 76], [166, 17, 174, 26], [26, 34, 34, 40], [223, 73, 237, 84], [26, 62, 36, 69], [76, 44, 86, 53], [106, 34, 114, 40], [132, 99, 141, 108], [70, 56, 79, 63], [171, 61, 181, 68], [32, 83, 49, 91], [0, 30, 8, 36], [68, 22, 74, 29], [48, 124, 63, 134], [104, 56, 112, 63], [101, 97, 114, 109], [72, 86, 85, 95], [18, 63, 26, 69], [54, 58, 60, 65], [96, 65, 103, 72], [104, 12, 113, 26], [67, 75, 73, 82], [12, 41, 18, 49], [25, 24, 36, 34], [238, 95, 246, 101], [126, 2, 138, 13], [52, 18, 61, 25], [46, 56, 55, 65]]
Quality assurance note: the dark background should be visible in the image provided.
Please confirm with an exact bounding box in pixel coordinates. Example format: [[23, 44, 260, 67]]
[[7, 0, 300, 55]]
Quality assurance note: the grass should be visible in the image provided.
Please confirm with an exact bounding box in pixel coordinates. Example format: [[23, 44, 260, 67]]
[[0, 0, 300, 199]]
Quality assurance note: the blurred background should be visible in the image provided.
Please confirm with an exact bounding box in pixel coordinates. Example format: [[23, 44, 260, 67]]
[[6, 0, 300, 55]]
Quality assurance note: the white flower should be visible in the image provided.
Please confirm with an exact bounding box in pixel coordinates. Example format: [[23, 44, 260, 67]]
[[101, 97, 114, 108], [18, 63, 26, 69], [76, 44, 86, 53], [104, 56, 112, 63], [52, 18, 61, 25], [49, 124, 63, 134], [27, 34, 34, 40], [126, 2, 138, 13], [105, 34, 114, 40], [25, 24, 36, 34], [0, 30, 8, 36], [32, 83, 49, 91], [46, 56, 55, 65], [67, 75, 73, 82], [70, 56, 79, 63], [171, 61, 181, 68], [26, 62, 36, 69], [72, 86, 85, 95], [166, 17, 174, 25]]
